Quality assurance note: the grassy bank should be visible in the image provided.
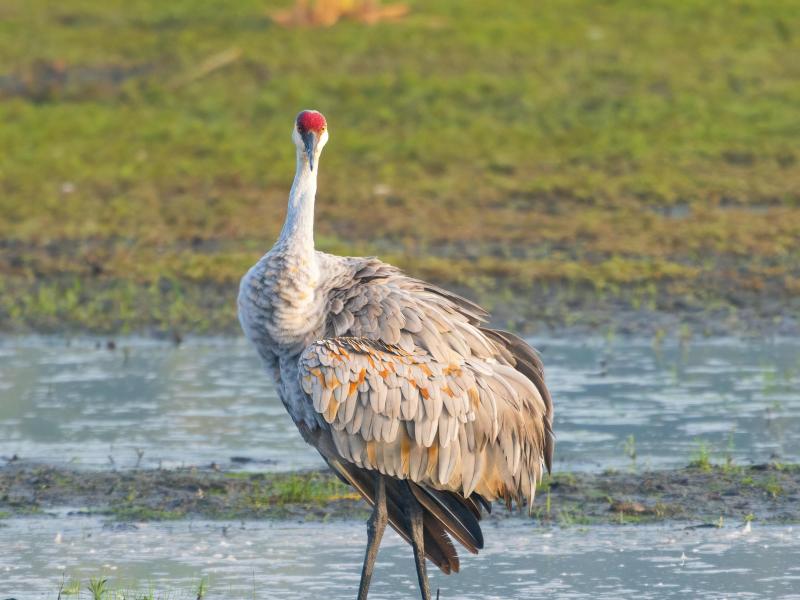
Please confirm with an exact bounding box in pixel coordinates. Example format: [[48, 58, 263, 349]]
[[2, 462, 798, 526], [1, 1, 799, 333]]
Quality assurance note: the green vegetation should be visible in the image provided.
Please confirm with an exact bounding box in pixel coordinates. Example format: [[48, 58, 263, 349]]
[[104, 469, 359, 520], [622, 434, 637, 471], [689, 440, 713, 472], [87, 577, 110, 600], [56, 575, 202, 600], [757, 475, 784, 498], [245, 471, 358, 509], [3, 462, 800, 526], [1, 0, 799, 333], [58, 576, 81, 597], [196, 577, 208, 600]]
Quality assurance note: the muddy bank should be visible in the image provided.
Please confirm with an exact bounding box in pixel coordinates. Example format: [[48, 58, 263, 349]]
[[1, 462, 798, 526]]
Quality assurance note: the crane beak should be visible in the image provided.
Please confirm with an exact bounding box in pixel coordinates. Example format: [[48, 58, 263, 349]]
[[302, 130, 318, 171]]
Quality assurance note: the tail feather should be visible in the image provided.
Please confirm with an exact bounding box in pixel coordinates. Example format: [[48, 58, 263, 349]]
[[409, 483, 484, 553], [448, 491, 486, 521], [421, 511, 460, 574], [455, 491, 489, 521], [384, 477, 460, 574], [328, 458, 463, 574], [385, 479, 459, 573], [474, 493, 493, 515]]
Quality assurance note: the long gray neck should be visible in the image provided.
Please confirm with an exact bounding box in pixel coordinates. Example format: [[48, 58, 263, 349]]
[[277, 149, 317, 252]]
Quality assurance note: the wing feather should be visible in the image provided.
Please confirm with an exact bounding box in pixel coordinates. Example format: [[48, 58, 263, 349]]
[[299, 253, 555, 575], [298, 335, 550, 508]]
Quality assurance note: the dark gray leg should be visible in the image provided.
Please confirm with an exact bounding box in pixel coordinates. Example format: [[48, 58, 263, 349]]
[[404, 484, 432, 600], [357, 473, 388, 600]]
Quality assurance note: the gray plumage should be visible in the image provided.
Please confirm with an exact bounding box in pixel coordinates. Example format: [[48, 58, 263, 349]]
[[238, 110, 554, 596]]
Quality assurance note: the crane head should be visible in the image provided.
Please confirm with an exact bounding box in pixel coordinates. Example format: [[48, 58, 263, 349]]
[[293, 110, 328, 171]]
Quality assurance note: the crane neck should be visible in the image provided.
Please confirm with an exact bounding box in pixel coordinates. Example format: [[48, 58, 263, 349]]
[[277, 149, 317, 254]]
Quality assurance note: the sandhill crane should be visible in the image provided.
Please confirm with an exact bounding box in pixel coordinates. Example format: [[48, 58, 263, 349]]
[[238, 110, 554, 599]]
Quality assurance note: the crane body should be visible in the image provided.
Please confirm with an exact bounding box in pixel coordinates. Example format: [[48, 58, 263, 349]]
[[238, 110, 554, 599]]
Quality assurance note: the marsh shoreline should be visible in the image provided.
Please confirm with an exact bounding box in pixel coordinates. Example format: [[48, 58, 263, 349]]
[[2, 461, 798, 527]]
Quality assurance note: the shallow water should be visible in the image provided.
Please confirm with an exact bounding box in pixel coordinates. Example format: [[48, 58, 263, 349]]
[[2, 334, 799, 597], [2, 517, 799, 599], [1, 335, 799, 471]]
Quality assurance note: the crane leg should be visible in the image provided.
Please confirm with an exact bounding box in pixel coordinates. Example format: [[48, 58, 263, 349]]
[[404, 483, 432, 600], [357, 473, 387, 600]]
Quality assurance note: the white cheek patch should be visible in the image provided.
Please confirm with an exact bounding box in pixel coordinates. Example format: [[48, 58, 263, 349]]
[[318, 130, 330, 150]]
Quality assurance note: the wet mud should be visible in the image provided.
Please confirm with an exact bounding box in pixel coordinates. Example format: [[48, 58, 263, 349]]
[[1, 461, 798, 526]]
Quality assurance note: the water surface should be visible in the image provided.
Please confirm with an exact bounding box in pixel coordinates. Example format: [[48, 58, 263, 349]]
[[1, 336, 798, 471], [1, 517, 798, 599], [2, 335, 799, 598]]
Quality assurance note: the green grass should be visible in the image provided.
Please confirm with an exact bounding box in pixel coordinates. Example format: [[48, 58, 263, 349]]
[[246, 472, 358, 509], [195, 576, 208, 600], [227, 470, 357, 506], [1, 0, 799, 332], [102, 471, 359, 521], [759, 476, 785, 498], [689, 441, 713, 472], [87, 577, 109, 600], [4, 463, 799, 529], [623, 434, 637, 471], [57, 575, 202, 599]]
